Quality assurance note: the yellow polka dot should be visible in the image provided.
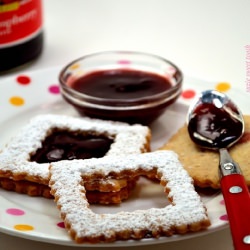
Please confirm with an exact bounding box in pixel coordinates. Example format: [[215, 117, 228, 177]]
[[9, 96, 25, 106], [215, 82, 231, 92], [69, 63, 80, 70], [14, 224, 34, 231], [76, 69, 84, 76]]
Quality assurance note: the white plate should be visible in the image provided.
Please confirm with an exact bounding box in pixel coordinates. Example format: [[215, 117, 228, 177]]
[[0, 67, 249, 247]]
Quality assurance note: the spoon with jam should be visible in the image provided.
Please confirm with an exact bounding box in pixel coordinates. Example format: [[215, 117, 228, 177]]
[[187, 90, 250, 250]]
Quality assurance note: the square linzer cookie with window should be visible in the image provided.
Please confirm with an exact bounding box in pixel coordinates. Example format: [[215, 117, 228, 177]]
[[0, 114, 151, 203], [49, 150, 211, 243]]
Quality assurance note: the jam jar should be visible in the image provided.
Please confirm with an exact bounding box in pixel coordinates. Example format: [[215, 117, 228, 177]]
[[0, 0, 43, 72], [59, 51, 183, 124]]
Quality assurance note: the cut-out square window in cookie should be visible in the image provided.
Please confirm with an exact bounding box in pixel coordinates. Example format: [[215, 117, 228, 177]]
[[49, 151, 211, 244], [0, 114, 150, 198]]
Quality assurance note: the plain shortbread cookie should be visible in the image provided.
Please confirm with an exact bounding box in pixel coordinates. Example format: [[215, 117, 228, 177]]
[[160, 115, 250, 189]]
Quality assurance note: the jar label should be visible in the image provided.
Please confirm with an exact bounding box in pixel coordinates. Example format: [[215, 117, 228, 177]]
[[0, 0, 43, 46]]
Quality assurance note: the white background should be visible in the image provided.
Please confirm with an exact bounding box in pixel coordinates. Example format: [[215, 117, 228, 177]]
[[1, 0, 250, 249]]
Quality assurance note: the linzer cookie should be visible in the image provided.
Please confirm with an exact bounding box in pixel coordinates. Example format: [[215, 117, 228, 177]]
[[0, 114, 150, 203], [49, 151, 210, 243], [0, 177, 138, 204], [160, 115, 250, 189]]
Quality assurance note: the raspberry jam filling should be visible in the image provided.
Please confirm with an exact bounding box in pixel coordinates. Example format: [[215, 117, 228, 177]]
[[30, 130, 114, 163], [70, 69, 173, 100]]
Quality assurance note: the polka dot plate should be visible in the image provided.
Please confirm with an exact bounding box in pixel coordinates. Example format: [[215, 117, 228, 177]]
[[0, 67, 249, 247]]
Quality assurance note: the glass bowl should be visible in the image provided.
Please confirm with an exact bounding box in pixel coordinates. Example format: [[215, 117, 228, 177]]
[[59, 51, 183, 124]]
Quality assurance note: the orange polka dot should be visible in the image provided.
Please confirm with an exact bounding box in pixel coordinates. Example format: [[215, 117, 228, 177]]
[[76, 69, 84, 76], [14, 224, 34, 231], [215, 82, 231, 92], [9, 96, 25, 106], [69, 63, 80, 70]]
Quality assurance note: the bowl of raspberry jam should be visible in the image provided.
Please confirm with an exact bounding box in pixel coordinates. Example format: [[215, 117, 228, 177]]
[[59, 51, 183, 124]]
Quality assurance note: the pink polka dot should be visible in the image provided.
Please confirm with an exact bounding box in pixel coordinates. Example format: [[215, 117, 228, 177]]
[[181, 89, 196, 99], [167, 66, 176, 74], [6, 208, 25, 216], [16, 75, 31, 85], [220, 200, 225, 205], [57, 222, 65, 228], [220, 214, 228, 221], [117, 60, 131, 65], [48, 84, 60, 94]]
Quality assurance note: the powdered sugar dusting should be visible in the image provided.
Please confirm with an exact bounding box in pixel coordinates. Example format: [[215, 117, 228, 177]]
[[0, 114, 150, 184], [49, 151, 210, 243]]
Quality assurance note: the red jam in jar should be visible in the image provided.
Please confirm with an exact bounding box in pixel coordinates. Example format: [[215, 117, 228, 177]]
[[59, 51, 183, 124], [70, 69, 172, 101], [62, 69, 181, 124], [0, 0, 43, 72]]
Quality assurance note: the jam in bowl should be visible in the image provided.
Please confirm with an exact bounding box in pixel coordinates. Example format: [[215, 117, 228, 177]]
[[59, 51, 183, 124]]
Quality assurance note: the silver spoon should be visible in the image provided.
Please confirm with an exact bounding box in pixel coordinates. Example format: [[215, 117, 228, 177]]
[[187, 89, 250, 250]]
